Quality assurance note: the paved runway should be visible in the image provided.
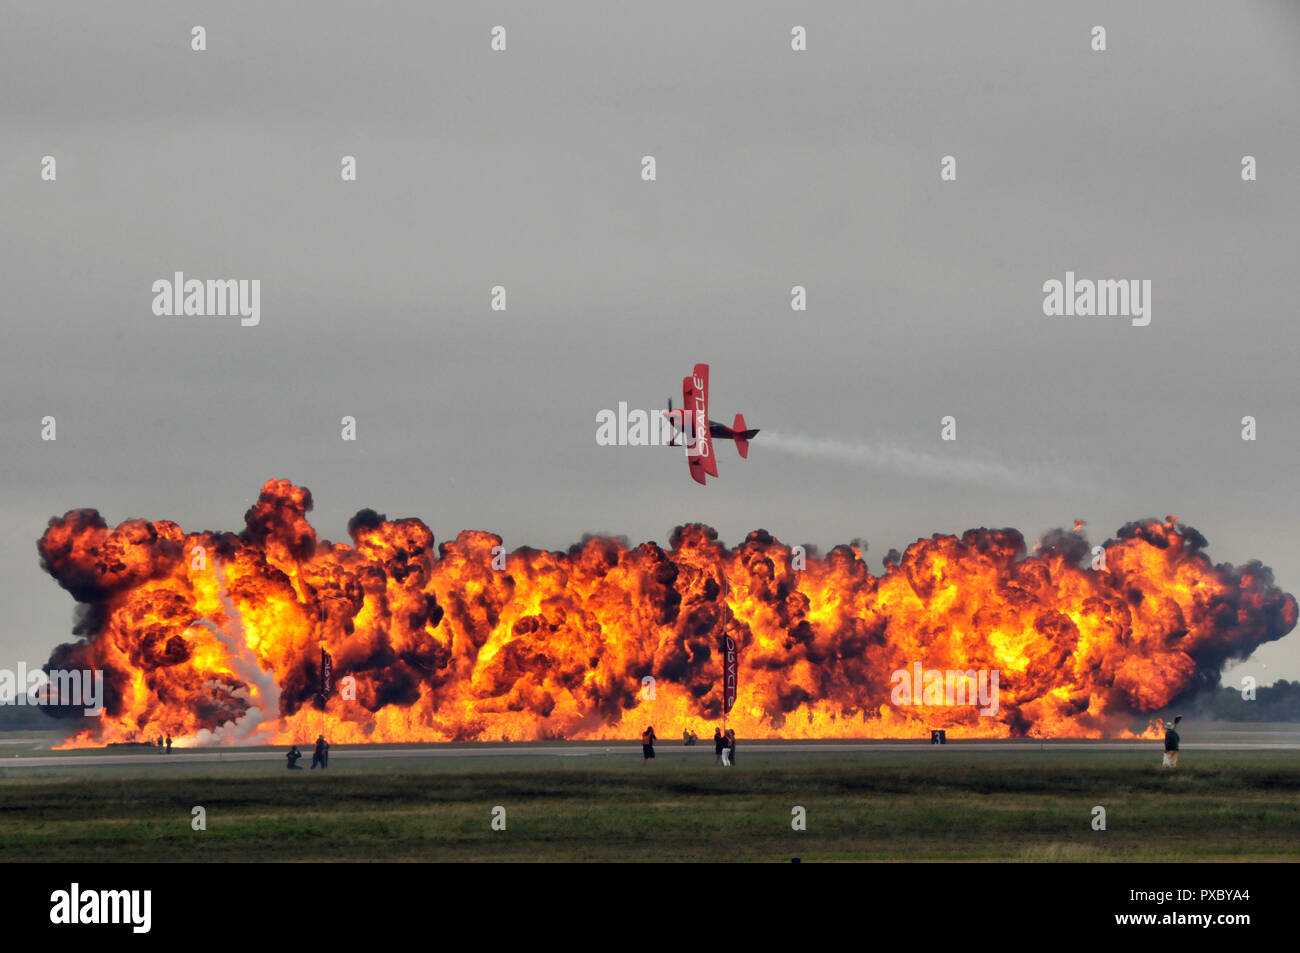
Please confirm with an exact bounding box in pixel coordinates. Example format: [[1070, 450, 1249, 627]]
[[5, 738, 1299, 768]]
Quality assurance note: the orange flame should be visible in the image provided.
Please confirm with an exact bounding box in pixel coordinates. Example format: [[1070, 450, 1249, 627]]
[[37, 480, 1297, 746]]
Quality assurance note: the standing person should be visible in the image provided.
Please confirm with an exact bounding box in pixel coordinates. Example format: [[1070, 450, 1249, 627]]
[[727, 729, 736, 767], [641, 726, 656, 763], [1162, 716, 1181, 768], [165, 734, 172, 754], [714, 727, 725, 764], [311, 734, 329, 769]]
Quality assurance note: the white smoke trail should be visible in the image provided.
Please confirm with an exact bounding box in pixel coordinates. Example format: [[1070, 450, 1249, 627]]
[[188, 562, 281, 746], [760, 430, 1091, 493]]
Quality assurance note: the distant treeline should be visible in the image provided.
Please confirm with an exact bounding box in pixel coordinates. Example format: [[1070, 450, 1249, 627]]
[[4, 681, 1300, 730], [0, 703, 58, 729], [1199, 680, 1300, 722]]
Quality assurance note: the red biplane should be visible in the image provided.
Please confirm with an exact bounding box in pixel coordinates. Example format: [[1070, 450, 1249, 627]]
[[663, 363, 759, 485]]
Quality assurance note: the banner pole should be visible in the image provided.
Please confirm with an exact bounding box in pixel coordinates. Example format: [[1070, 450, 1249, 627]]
[[721, 570, 728, 735]]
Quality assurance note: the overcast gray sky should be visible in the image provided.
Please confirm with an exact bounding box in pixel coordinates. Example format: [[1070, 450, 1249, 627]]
[[3, 1, 1299, 687]]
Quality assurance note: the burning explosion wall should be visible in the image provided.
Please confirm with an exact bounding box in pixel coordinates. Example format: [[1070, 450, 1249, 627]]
[[36, 479, 1297, 746]]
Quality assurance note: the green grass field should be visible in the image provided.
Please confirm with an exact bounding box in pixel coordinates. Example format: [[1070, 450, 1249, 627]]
[[1, 745, 1297, 861]]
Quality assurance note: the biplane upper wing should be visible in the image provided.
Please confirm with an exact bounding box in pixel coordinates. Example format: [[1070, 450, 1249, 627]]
[[691, 363, 719, 478], [682, 375, 707, 484]]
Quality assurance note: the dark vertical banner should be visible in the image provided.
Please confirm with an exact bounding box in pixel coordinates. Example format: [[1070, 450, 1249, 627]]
[[321, 648, 332, 697], [722, 634, 736, 713]]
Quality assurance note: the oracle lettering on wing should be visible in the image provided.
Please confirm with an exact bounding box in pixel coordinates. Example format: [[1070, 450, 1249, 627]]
[[693, 376, 710, 457]]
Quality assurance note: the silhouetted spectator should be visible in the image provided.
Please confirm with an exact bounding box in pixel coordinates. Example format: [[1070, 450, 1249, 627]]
[[641, 726, 656, 763], [311, 734, 329, 769], [714, 727, 725, 764], [165, 734, 172, 753], [286, 745, 303, 769], [1162, 716, 1181, 768]]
